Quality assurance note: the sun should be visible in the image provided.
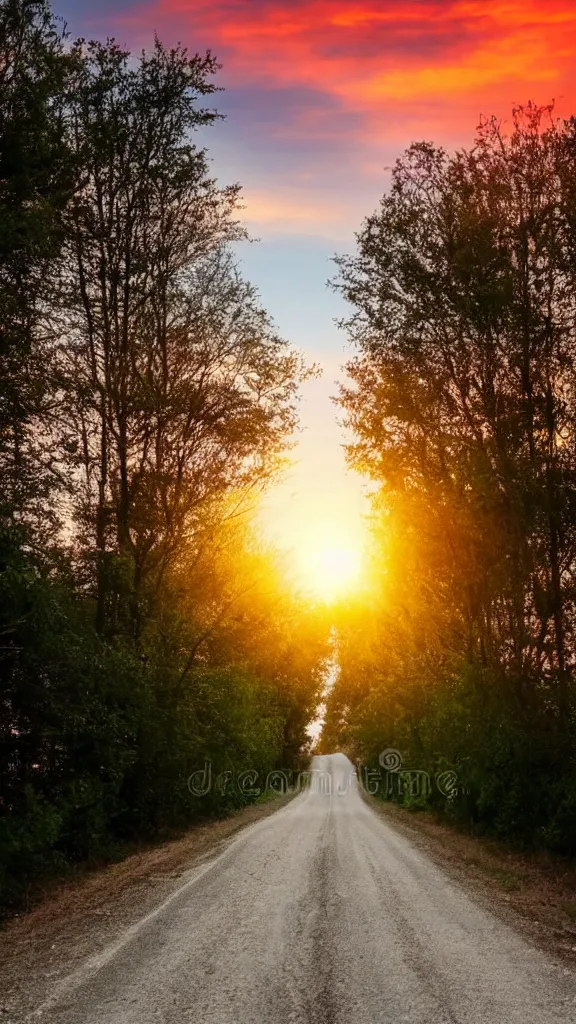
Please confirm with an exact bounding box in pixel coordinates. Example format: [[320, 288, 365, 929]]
[[299, 542, 362, 601]]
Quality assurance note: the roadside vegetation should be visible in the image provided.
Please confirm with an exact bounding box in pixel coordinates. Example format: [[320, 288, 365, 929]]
[[322, 105, 576, 855], [0, 0, 328, 915]]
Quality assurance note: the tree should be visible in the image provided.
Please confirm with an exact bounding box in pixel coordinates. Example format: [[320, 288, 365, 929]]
[[0, 17, 326, 914], [57, 38, 307, 637], [327, 106, 576, 848]]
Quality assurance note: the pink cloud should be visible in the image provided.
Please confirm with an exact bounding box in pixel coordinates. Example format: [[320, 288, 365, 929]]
[[129, 0, 576, 128]]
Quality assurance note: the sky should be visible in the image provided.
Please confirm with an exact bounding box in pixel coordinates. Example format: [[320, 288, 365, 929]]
[[56, 0, 576, 580]]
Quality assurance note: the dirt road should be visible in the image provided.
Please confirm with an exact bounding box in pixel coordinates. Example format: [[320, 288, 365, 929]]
[[30, 754, 576, 1023]]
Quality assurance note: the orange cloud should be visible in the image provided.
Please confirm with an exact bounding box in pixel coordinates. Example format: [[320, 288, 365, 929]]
[[112, 0, 576, 235], [129, 0, 576, 137]]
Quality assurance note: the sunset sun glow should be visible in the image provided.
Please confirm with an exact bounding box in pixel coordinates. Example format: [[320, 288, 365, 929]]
[[296, 538, 363, 601]]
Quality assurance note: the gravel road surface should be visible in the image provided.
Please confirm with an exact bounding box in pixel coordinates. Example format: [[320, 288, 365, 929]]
[[33, 753, 576, 1023]]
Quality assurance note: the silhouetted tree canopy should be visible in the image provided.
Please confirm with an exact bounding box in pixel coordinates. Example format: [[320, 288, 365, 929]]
[[0, 0, 328, 914], [324, 105, 576, 852]]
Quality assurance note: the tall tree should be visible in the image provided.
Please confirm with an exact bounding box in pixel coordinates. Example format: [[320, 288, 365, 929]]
[[58, 39, 306, 636], [0, 14, 325, 914], [327, 106, 576, 848], [335, 106, 576, 712]]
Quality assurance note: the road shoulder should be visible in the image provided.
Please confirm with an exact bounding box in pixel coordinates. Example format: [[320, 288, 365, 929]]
[[363, 792, 576, 968]]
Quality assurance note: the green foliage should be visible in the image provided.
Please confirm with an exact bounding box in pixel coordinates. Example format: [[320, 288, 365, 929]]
[[0, 510, 325, 912], [324, 105, 576, 854], [0, 2, 327, 916]]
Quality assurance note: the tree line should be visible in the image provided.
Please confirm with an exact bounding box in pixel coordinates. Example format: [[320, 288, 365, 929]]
[[0, 0, 328, 913], [322, 105, 576, 853]]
